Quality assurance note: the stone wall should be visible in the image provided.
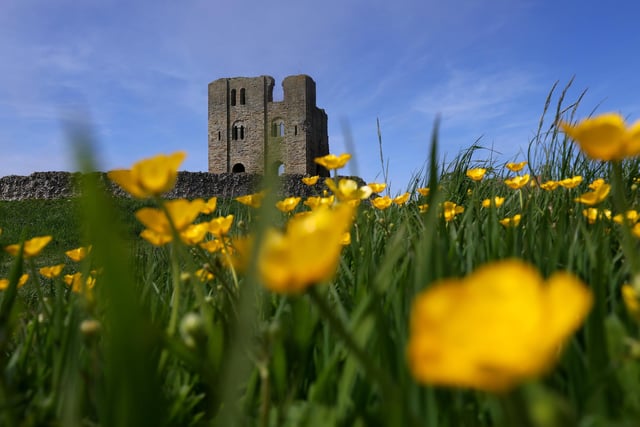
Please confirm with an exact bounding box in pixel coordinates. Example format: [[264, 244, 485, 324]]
[[0, 172, 363, 201]]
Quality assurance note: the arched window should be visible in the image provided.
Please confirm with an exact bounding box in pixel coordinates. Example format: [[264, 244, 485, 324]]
[[230, 89, 236, 106], [240, 88, 246, 105], [271, 161, 284, 176], [278, 163, 285, 176], [271, 119, 285, 137], [232, 163, 245, 173], [232, 122, 246, 141]]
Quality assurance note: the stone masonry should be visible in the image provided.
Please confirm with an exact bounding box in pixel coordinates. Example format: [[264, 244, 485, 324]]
[[208, 75, 330, 176]]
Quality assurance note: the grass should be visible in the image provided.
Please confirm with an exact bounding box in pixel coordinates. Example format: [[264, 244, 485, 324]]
[[2, 85, 640, 426]]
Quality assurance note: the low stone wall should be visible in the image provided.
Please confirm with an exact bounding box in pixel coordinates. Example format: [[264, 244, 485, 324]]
[[0, 171, 361, 201]]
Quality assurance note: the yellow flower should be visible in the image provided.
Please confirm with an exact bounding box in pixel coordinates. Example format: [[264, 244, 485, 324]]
[[64, 272, 96, 293], [588, 178, 606, 190], [634, 223, 640, 239], [559, 176, 583, 189], [302, 176, 320, 186], [236, 192, 265, 208], [504, 174, 530, 190], [583, 208, 611, 224], [393, 192, 410, 205], [418, 204, 429, 213], [136, 199, 205, 246], [200, 238, 227, 254], [560, 113, 640, 161], [466, 168, 487, 181], [200, 197, 218, 214], [481, 197, 505, 208], [540, 181, 559, 191], [195, 268, 214, 282], [340, 232, 351, 246], [314, 153, 352, 170], [181, 222, 210, 245], [443, 201, 464, 222], [304, 195, 335, 209], [622, 284, 640, 321], [5, 236, 53, 258], [368, 182, 386, 193], [0, 274, 29, 290], [417, 187, 430, 197], [40, 264, 65, 278], [208, 215, 234, 237], [500, 214, 522, 227], [107, 151, 186, 198], [258, 204, 354, 293], [613, 210, 639, 225], [575, 183, 610, 206], [407, 259, 593, 392], [65, 246, 90, 262], [325, 178, 372, 202], [371, 196, 393, 210], [506, 161, 527, 172], [276, 197, 302, 213]]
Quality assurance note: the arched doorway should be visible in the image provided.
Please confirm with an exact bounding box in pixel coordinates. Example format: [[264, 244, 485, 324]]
[[232, 163, 246, 173]]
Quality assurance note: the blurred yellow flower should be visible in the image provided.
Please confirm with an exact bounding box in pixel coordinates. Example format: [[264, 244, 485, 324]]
[[107, 151, 186, 198], [418, 204, 429, 213], [64, 272, 96, 293], [304, 195, 335, 209], [613, 210, 639, 225], [504, 174, 530, 190], [314, 153, 351, 170], [559, 176, 583, 189], [5, 236, 53, 258], [583, 208, 611, 224], [340, 232, 351, 246], [499, 214, 522, 227], [325, 178, 372, 202], [540, 181, 559, 191], [417, 187, 430, 197], [560, 113, 640, 161], [622, 284, 640, 321], [200, 197, 218, 214], [181, 222, 210, 245], [368, 182, 386, 193], [0, 274, 29, 290], [276, 197, 302, 213], [632, 223, 640, 239], [393, 192, 410, 205], [575, 183, 610, 206], [195, 268, 214, 282], [258, 204, 354, 293], [371, 196, 393, 210], [40, 264, 65, 279], [302, 176, 320, 186], [407, 259, 593, 392], [481, 197, 505, 208], [466, 168, 487, 181], [588, 178, 606, 190], [236, 192, 265, 208], [443, 201, 464, 222], [506, 161, 527, 172], [136, 198, 205, 246], [65, 246, 90, 262]]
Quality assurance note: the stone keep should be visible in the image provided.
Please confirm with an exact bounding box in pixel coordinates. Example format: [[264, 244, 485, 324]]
[[208, 75, 330, 176]]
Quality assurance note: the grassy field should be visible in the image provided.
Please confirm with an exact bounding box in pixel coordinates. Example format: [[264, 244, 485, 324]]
[[2, 92, 640, 426]]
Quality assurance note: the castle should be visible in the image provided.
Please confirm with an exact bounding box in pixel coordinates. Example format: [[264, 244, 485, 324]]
[[207, 75, 329, 176]]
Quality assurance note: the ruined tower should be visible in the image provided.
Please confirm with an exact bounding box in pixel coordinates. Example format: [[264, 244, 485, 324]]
[[208, 75, 329, 176]]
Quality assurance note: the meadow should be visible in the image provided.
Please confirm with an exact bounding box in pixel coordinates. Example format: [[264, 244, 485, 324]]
[[2, 89, 640, 427]]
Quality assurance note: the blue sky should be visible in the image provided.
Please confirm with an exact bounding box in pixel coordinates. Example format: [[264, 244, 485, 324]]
[[1, 0, 639, 192]]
